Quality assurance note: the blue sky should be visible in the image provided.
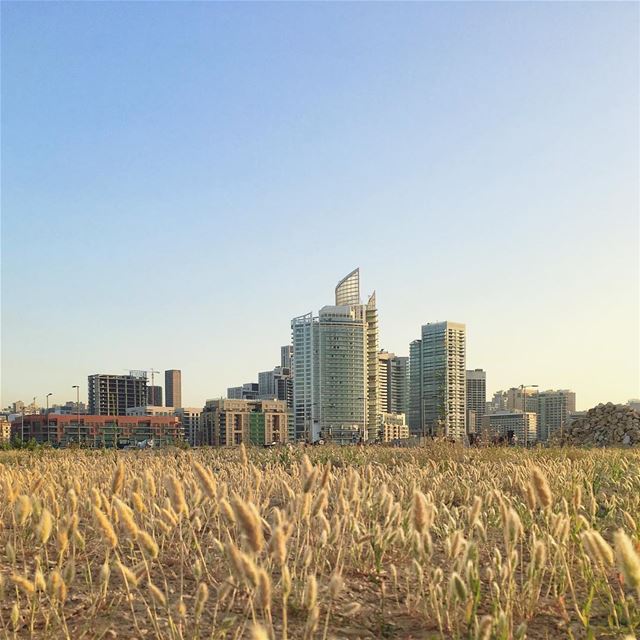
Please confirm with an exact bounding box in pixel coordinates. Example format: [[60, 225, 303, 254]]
[[2, 1, 638, 409]]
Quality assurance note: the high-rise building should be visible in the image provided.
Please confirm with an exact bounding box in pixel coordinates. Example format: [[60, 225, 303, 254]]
[[88, 373, 148, 416], [281, 345, 293, 369], [379, 351, 409, 415], [174, 407, 203, 446], [292, 312, 319, 442], [200, 399, 288, 447], [505, 387, 539, 413], [487, 390, 508, 414], [147, 385, 163, 407], [227, 383, 259, 400], [409, 322, 466, 440], [165, 370, 182, 408], [258, 367, 292, 403], [466, 369, 486, 430], [408, 339, 423, 434], [537, 390, 576, 441], [318, 304, 367, 441], [291, 269, 380, 443]]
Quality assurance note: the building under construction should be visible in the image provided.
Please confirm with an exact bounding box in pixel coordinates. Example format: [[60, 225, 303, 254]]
[[88, 372, 148, 415]]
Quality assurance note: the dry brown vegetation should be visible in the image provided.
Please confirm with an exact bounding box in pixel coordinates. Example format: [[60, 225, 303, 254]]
[[1, 444, 639, 639]]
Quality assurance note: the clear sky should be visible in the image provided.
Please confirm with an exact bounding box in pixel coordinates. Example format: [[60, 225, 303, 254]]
[[1, 1, 638, 411]]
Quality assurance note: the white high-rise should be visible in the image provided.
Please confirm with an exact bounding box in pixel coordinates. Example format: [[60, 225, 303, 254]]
[[409, 321, 467, 440], [291, 269, 380, 443]]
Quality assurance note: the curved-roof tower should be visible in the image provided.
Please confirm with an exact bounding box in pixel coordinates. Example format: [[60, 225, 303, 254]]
[[335, 268, 360, 306]]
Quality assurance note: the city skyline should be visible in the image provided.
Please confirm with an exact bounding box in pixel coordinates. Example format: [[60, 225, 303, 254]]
[[2, 3, 638, 409]]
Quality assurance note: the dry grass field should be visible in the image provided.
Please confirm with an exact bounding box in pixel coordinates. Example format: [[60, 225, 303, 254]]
[[0, 444, 639, 640]]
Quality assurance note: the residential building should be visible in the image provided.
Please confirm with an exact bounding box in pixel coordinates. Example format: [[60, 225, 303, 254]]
[[227, 383, 259, 400], [200, 399, 288, 447], [291, 269, 380, 444], [379, 351, 409, 415], [409, 322, 466, 440], [291, 312, 319, 442], [14, 414, 182, 447], [258, 367, 292, 404], [0, 417, 10, 444], [505, 387, 539, 413], [318, 304, 367, 442], [487, 391, 508, 414], [466, 369, 486, 431], [381, 412, 410, 442], [281, 345, 293, 369], [175, 407, 203, 446], [165, 370, 182, 408], [88, 373, 148, 416], [408, 339, 423, 434], [125, 406, 175, 416], [481, 411, 537, 446], [147, 386, 163, 407], [467, 409, 477, 434], [537, 390, 576, 441]]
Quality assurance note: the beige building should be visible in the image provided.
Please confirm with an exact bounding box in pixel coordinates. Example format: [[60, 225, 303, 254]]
[[481, 411, 537, 446], [505, 387, 539, 413], [538, 390, 576, 441], [0, 417, 10, 444], [381, 412, 409, 442], [174, 407, 203, 446], [201, 399, 288, 447]]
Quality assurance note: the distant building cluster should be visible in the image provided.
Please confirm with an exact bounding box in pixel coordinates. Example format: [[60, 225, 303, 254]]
[[6, 267, 634, 450]]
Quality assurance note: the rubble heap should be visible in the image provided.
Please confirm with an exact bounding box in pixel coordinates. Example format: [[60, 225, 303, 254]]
[[556, 403, 640, 446]]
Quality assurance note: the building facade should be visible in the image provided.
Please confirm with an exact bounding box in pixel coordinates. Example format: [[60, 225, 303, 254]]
[[0, 417, 10, 444], [258, 367, 292, 403], [88, 373, 148, 416], [165, 370, 182, 408], [281, 345, 293, 370], [174, 407, 203, 446], [379, 351, 410, 416], [537, 390, 576, 441], [291, 269, 380, 444], [147, 386, 163, 407], [408, 339, 423, 434], [466, 369, 486, 433], [481, 411, 537, 446], [200, 399, 288, 447], [291, 312, 319, 442], [381, 412, 410, 442], [14, 414, 182, 447], [409, 322, 467, 440], [125, 406, 175, 416], [227, 383, 259, 400]]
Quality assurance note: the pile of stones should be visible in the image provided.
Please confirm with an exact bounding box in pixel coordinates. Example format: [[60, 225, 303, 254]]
[[556, 402, 640, 446]]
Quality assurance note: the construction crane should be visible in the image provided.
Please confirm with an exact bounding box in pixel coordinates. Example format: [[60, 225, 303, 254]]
[[148, 369, 161, 405]]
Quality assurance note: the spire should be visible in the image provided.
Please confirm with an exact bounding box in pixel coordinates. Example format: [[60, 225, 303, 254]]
[[335, 268, 360, 306]]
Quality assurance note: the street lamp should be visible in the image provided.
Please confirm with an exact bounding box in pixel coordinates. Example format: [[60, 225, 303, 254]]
[[46, 393, 53, 444], [72, 386, 80, 446]]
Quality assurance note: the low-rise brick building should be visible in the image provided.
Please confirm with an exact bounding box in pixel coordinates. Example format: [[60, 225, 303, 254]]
[[13, 414, 182, 448]]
